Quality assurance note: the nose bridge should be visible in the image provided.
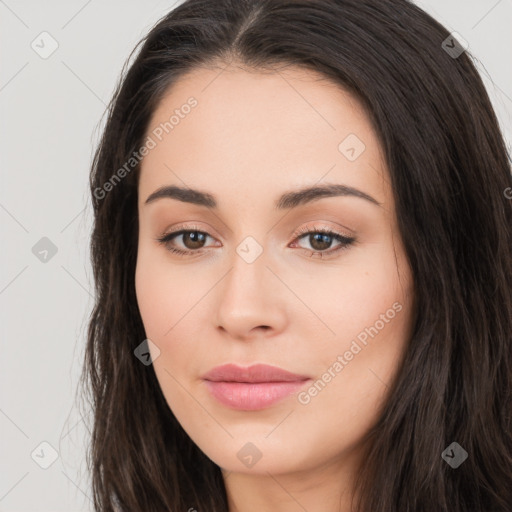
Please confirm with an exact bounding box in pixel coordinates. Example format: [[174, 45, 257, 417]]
[[225, 234, 271, 302], [214, 232, 286, 336]]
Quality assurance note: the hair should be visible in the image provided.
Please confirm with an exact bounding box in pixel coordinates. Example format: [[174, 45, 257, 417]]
[[80, 0, 512, 510]]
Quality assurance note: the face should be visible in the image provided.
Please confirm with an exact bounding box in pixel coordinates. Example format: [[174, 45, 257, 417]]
[[135, 64, 414, 481]]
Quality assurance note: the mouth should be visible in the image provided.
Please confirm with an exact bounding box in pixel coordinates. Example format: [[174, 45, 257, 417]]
[[201, 363, 311, 411]]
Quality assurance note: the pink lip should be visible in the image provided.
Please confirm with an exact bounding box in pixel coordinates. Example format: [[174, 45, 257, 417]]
[[202, 364, 311, 411]]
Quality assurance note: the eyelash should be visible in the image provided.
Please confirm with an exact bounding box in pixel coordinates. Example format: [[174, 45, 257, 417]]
[[155, 224, 356, 259]]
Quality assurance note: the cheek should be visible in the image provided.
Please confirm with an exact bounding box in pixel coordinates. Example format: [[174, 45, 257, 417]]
[[135, 257, 166, 339], [135, 244, 197, 340], [134, 246, 211, 379], [135, 256, 199, 407], [291, 241, 413, 411], [286, 239, 410, 353]]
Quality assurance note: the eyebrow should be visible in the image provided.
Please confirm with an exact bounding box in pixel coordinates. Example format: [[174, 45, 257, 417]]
[[144, 183, 382, 209]]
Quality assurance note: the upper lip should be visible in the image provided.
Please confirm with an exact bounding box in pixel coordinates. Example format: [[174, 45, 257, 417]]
[[202, 363, 310, 383]]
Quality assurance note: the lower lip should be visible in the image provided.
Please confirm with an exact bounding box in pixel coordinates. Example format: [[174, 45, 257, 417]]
[[204, 380, 310, 410]]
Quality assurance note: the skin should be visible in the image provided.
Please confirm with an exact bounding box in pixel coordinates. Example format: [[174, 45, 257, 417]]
[[135, 62, 415, 511]]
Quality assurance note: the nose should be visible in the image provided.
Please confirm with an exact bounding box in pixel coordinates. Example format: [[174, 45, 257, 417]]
[[214, 242, 288, 341]]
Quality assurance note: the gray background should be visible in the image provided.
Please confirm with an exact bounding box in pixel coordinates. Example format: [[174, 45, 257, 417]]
[[1, 1, 511, 510]]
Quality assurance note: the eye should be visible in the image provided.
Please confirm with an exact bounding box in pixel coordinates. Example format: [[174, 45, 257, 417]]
[[155, 224, 356, 258], [290, 225, 356, 259], [155, 224, 217, 256]]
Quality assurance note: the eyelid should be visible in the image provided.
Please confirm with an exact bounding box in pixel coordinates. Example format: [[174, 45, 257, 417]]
[[154, 223, 218, 256], [160, 221, 354, 241], [291, 221, 354, 240], [160, 222, 219, 242], [156, 221, 356, 257], [289, 223, 356, 258]]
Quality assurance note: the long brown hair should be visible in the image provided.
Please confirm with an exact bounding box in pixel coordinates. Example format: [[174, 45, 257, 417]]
[[80, 0, 512, 510]]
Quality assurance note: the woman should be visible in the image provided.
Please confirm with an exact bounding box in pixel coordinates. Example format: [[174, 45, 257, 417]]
[[81, 0, 512, 510]]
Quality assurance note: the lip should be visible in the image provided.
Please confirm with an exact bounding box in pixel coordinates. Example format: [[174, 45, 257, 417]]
[[202, 363, 311, 411]]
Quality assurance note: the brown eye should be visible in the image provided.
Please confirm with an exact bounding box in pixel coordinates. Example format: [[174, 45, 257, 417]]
[[156, 226, 355, 259], [156, 229, 214, 255], [307, 233, 335, 251], [180, 231, 208, 250], [291, 226, 356, 259]]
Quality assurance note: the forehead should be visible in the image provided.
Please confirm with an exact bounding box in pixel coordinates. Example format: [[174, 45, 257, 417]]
[[139, 64, 390, 209]]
